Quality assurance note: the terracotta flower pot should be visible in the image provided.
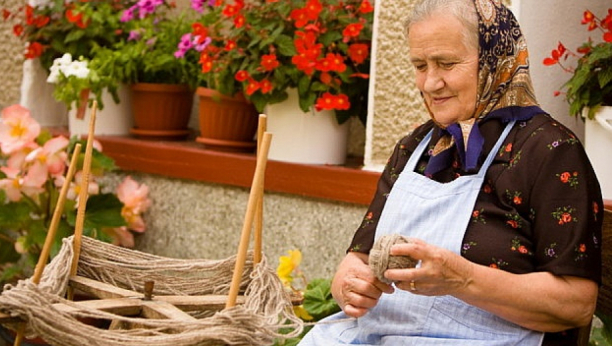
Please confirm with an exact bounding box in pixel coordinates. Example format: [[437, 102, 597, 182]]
[[195, 87, 258, 152], [129, 83, 194, 140]]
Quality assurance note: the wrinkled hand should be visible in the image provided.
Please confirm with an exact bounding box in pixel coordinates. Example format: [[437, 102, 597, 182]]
[[331, 252, 394, 318], [384, 238, 474, 296]]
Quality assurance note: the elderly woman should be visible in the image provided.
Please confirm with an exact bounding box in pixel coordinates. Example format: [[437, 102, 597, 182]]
[[298, 0, 603, 345]]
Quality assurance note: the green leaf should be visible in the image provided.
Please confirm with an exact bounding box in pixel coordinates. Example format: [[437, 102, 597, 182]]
[[276, 35, 297, 57], [0, 237, 20, 264], [82, 193, 127, 229], [303, 278, 341, 321]]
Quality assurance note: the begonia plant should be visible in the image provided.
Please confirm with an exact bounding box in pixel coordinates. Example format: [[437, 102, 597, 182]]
[[177, 0, 374, 124], [0, 104, 150, 286], [543, 8, 612, 119]]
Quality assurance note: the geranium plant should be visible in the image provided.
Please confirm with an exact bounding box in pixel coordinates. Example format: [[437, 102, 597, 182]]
[[543, 8, 612, 119], [0, 104, 150, 286], [178, 0, 374, 124]]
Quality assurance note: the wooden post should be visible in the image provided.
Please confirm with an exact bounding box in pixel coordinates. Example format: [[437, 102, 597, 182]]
[[226, 132, 272, 308]]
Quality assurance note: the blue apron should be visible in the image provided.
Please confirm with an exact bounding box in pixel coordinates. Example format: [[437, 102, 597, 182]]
[[299, 121, 544, 345]]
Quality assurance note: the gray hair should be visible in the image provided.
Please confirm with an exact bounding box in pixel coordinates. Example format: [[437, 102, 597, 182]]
[[405, 0, 479, 51]]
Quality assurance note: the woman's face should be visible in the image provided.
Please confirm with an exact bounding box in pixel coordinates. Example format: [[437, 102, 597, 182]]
[[408, 13, 479, 127]]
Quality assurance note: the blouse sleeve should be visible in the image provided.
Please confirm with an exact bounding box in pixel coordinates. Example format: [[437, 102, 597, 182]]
[[522, 121, 603, 282]]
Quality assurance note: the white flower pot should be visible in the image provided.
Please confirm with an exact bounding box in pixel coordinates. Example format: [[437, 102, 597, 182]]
[[584, 106, 612, 200], [265, 89, 349, 165], [68, 85, 133, 137]]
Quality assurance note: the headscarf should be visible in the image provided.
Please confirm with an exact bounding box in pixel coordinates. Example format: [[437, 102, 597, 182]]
[[424, 0, 545, 176]]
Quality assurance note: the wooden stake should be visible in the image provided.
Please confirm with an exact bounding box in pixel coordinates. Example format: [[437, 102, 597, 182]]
[[253, 114, 267, 266], [13, 144, 83, 346], [226, 132, 272, 308], [68, 101, 97, 299]]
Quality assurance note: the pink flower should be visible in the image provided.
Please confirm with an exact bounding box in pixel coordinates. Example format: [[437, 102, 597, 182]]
[[0, 104, 41, 155], [108, 226, 135, 248], [55, 171, 100, 202], [0, 166, 45, 201], [116, 176, 150, 232], [25, 136, 69, 177]]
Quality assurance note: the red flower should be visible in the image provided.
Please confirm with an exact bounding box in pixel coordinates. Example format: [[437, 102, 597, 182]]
[[316, 53, 346, 73], [292, 53, 316, 75], [343, 23, 364, 39], [261, 53, 280, 71], [320, 71, 332, 85], [579, 244, 587, 253], [235, 70, 249, 82], [559, 171, 571, 183], [348, 43, 369, 64], [472, 210, 480, 218], [290, 8, 309, 28], [224, 40, 237, 51], [234, 14, 245, 28], [24, 41, 44, 59], [506, 220, 518, 228], [245, 79, 260, 95], [315, 92, 350, 111], [513, 196, 522, 205], [581, 10, 597, 30], [359, 0, 374, 14], [2, 9, 11, 20], [304, 0, 322, 21], [222, 4, 239, 17], [12, 23, 23, 37], [543, 42, 567, 66], [259, 79, 273, 94], [518, 246, 528, 254], [199, 54, 213, 73], [561, 213, 572, 224]]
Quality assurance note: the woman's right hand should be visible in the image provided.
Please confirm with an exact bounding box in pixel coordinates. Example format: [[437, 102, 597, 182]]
[[331, 252, 394, 318]]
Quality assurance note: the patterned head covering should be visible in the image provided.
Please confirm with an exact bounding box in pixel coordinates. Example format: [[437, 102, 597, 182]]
[[424, 0, 545, 176]]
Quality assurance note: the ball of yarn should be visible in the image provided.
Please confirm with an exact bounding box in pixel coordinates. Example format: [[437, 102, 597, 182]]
[[369, 234, 418, 284]]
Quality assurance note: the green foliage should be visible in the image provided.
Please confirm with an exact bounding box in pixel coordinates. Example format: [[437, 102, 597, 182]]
[[274, 278, 340, 345], [94, 11, 201, 89], [565, 41, 612, 119]]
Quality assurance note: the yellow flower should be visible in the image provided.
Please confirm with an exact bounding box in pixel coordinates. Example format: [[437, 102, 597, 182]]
[[293, 305, 313, 321], [277, 249, 302, 285]]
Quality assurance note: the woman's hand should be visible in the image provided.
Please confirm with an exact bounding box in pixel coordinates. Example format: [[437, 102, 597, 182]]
[[383, 238, 598, 332], [384, 238, 474, 296], [331, 252, 394, 318]]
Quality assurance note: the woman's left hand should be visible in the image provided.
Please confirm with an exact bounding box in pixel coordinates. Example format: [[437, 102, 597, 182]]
[[384, 238, 474, 296]]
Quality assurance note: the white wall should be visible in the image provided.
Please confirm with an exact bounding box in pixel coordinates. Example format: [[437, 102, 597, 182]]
[[518, 0, 610, 141]]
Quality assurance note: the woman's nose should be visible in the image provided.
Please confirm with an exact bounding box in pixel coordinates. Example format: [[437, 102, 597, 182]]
[[423, 69, 445, 93]]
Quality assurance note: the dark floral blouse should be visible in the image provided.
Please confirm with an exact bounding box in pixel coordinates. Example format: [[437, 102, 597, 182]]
[[348, 114, 603, 345]]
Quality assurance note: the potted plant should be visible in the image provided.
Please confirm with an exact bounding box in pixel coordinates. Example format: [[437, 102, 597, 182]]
[[177, 0, 373, 160], [93, 1, 202, 140], [543, 8, 612, 200], [0, 104, 151, 287], [2, 0, 135, 125]]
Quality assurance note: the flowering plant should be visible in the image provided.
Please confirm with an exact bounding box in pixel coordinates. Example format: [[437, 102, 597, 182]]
[[1, 0, 130, 70], [543, 8, 612, 119], [0, 105, 151, 285], [275, 249, 340, 344], [92, 0, 201, 88], [178, 0, 374, 124]]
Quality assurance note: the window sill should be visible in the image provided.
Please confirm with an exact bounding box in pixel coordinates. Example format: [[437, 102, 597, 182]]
[[90, 135, 381, 205]]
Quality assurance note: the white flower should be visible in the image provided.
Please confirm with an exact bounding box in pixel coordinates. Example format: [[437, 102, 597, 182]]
[[46, 65, 60, 84], [27, 0, 53, 9], [64, 60, 90, 79]]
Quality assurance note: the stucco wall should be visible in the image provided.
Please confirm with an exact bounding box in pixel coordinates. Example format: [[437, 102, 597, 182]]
[[0, 0, 23, 109]]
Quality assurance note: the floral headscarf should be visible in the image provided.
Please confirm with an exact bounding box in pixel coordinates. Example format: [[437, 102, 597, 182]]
[[424, 0, 545, 176]]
